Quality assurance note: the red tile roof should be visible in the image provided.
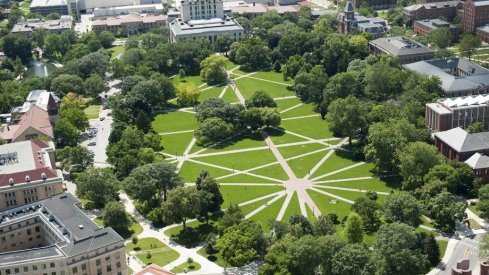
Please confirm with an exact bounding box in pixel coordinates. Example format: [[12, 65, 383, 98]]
[[136, 264, 175, 275], [13, 105, 54, 141]]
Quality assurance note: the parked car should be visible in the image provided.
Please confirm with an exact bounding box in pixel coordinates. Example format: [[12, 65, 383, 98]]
[[99, 117, 105, 121], [87, 141, 97, 146]]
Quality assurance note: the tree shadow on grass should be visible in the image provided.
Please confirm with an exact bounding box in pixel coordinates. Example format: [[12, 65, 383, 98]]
[[380, 176, 402, 190], [206, 131, 265, 150], [264, 127, 286, 138], [170, 222, 219, 248]]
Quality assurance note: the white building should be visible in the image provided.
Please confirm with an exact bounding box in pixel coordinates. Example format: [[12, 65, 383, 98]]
[[169, 0, 244, 45], [30, 0, 164, 16]]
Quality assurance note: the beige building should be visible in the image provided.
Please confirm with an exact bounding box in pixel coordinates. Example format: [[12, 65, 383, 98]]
[[0, 140, 63, 211], [0, 193, 127, 275], [92, 13, 166, 36], [0, 105, 55, 143], [11, 16, 73, 38]]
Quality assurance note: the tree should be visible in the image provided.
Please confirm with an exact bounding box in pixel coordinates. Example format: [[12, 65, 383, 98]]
[[123, 162, 183, 204], [372, 223, 429, 275], [344, 213, 363, 243], [43, 33, 70, 58], [1, 34, 33, 62], [468, 122, 484, 133], [478, 185, 489, 220], [427, 27, 452, 49], [322, 71, 361, 111], [348, 35, 369, 59], [216, 36, 234, 54], [200, 55, 227, 84], [283, 54, 310, 80], [77, 52, 110, 79], [195, 170, 223, 221], [59, 107, 89, 131], [398, 141, 443, 190], [332, 243, 371, 275], [102, 201, 131, 233], [293, 65, 328, 103], [287, 235, 322, 274], [45, 12, 61, 20], [326, 96, 368, 145], [56, 145, 93, 171], [383, 192, 421, 227], [351, 197, 381, 232], [54, 118, 79, 148], [245, 90, 277, 108], [75, 168, 119, 207], [219, 204, 244, 231], [230, 37, 272, 71], [424, 233, 440, 266], [195, 117, 234, 145], [424, 192, 466, 232], [459, 33, 481, 59], [135, 111, 151, 133], [364, 61, 402, 101], [84, 74, 107, 98], [215, 220, 266, 266], [260, 107, 281, 128], [288, 214, 313, 237], [50, 74, 84, 97], [176, 83, 200, 107], [162, 187, 201, 229], [260, 235, 294, 275], [98, 31, 116, 48], [273, 60, 281, 72], [314, 215, 335, 236], [60, 92, 86, 110]]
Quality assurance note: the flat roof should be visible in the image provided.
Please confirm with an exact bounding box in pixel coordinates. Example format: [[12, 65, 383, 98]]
[[170, 16, 243, 36], [0, 140, 46, 174], [30, 0, 67, 8], [415, 19, 457, 29], [369, 36, 434, 56]]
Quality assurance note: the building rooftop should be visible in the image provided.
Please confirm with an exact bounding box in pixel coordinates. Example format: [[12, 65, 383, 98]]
[[30, 0, 66, 8], [403, 0, 460, 12], [12, 16, 72, 33], [440, 94, 489, 108], [92, 13, 166, 27], [435, 127, 489, 152], [404, 58, 489, 92], [229, 3, 300, 14], [169, 15, 243, 36], [415, 18, 457, 29], [465, 152, 489, 169], [136, 264, 175, 275], [369, 36, 434, 56], [474, 0, 489, 6], [0, 193, 124, 265], [477, 24, 489, 33]]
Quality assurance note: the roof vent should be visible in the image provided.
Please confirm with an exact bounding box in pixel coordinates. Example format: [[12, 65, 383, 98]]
[[41, 172, 46, 180], [25, 175, 30, 182], [78, 224, 84, 229], [8, 178, 14, 186]]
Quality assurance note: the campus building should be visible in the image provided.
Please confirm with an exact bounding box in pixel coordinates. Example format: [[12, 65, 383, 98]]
[[369, 36, 434, 65], [434, 127, 489, 161], [0, 193, 127, 275], [352, 0, 397, 10], [405, 58, 489, 97], [0, 106, 55, 143], [402, 1, 460, 24], [30, 0, 74, 16], [11, 16, 73, 38], [0, 140, 63, 211], [30, 0, 164, 16], [413, 19, 460, 40], [337, 1, 386, 38], [462, 0, 489, 33], [92, 13, 166, 36], [169, 0, 244, 45], [465, 153, 489, 183]]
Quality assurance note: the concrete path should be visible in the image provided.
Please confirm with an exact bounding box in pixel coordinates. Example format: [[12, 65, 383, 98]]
[[282, 114, 321, 121], [310, 162, 366, 182], [280, 103, 303, 114]]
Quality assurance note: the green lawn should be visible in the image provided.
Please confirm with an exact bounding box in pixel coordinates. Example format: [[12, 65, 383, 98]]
[[197, 247, 228, 267], [316, 188, 388, 203], [218, 174, 278, 183], [84, 105, 100, 119], [171, 261, 201, 273], [282, 192, 302, 222], [226, 59, 239, 70], [179, 161, 232, 182], [161, 132, 194, 157], [96, 215, 142, 239], [20, 0, 31, 9], [288, 150, 330, 178], [278, 143, 329, 159], [275, 97, 302, 111], [173, 75, 206, 87], [468, 204, 481, 217], [266, 128, 307, 145], [252, 70, 292, 84], [126, 237, 180, 267], [221, 185, 283, 206], [438, 240, 449, 258], [251, 163, 288, 181], [109, 46, 125, 60], [235, 77, 295, 99], [190, 132, 266, 154], [194, 149, 279, 171], [281, 103, 318, 119], [199, 85, 225, 102], [152, 111, 198, 133], [307, 189, 352, 220], [324, 162, 375, 180], [221, 87, 240, 103], [240, 196, 276, 215], [250, 195, 286, 232], [280, 116, 333, 140], [310, 151, 358, 179], [164, 221, 219, 247], [318, 177, 399, 193], [306, 204, 317, 222]]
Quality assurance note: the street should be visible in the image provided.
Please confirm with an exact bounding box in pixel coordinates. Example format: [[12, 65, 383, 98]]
[[438, 236, 481, 275]]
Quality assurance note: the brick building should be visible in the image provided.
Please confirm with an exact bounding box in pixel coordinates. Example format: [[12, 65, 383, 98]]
[[92, 13, 166, 36], [352, 0, 397, 10], [413, 19, 460, 40], [369, 36, 434, 65], [465, 153, 489, 183], [337, 1, 386, 38], [403, 1, 460, 24], [434, 127, 489, 161], [0, 140, 63, 211], [476, 25, 489, 43], [462, 0, 489, 33]]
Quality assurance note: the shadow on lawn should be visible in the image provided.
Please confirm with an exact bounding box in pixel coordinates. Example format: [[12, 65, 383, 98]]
[[170, 223, 219, 248], [207, 131, 265, 150]]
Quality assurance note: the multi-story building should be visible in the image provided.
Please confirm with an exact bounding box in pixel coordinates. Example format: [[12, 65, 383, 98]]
[[0, 140, 63, 211], [92, 14, 166, 36], [0, 193, 127, 275], [413, 19, 461, 40], [462, 0, 489, 33], [403, 1, 460, 24], [405, 58, 489, 97], [0, 105, 55, 143], [369, 36, 435, 65], [465, 152, 489, 183], [476, 25, 489, 43], [11, 16, 73, 38], [169, 0, 244, 45], [352, 0, 397, 10], [30, 0, 72, 16], [337, 1, 386, 38], [434, 127, 489, 161]]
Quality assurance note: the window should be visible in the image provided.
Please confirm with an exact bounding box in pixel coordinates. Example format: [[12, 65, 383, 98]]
[[72, 267, 78, 274], [23, 267, 28, 272], [97, 268, 102, 275], [14, 268, 19, 274], [106, 265, 112, 272], [32, 265, 38, 271], [96, 259, 101, 266], [41, 264, 46, 269], [116, 262, 121, 269], [35, 226, 40, 233], [50, 263, 55, 268], [81, 264, 86, 271], [51, 272, 56, 275]]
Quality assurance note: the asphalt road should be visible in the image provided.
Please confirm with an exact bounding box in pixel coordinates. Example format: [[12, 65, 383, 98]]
[[438, 235, 481, 275]]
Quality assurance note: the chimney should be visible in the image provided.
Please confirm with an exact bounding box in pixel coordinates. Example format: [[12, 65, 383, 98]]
[[253, 2, 255, 6]]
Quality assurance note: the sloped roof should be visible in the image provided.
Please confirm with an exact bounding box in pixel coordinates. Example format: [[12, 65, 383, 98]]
[[435, 127, 489, 152], [345, 0, 354, 12], [465, 153, 489, 169], [369, 36, 434, 56], [13, 105, 53, 140], [136, 264, 175, 275]]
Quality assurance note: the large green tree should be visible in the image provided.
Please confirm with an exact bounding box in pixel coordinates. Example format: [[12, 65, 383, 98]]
[[195, 170, 224, 221], [424, 191, 466, 232], [344, 213, 363, 243], [200, 55, 227, 84], [102, 201, 131, 233], [427, 28, 452, 49], [162, 187, 202, 229], [383, 192, 421, 227], [459, 33, 481, 59], [326, 95, 368, 145], [76, 168, 119, 207]]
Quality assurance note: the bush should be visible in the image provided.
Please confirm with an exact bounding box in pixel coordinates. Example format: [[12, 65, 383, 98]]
[[83, 200, 96, 210], [132, 236, 139, 245], [187, 257, 194, 264], [146, 251, 152, 259]]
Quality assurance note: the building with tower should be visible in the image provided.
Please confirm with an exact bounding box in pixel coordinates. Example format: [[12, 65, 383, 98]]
[[169, 0, 244, 45], [337, 1, 386, 38]]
